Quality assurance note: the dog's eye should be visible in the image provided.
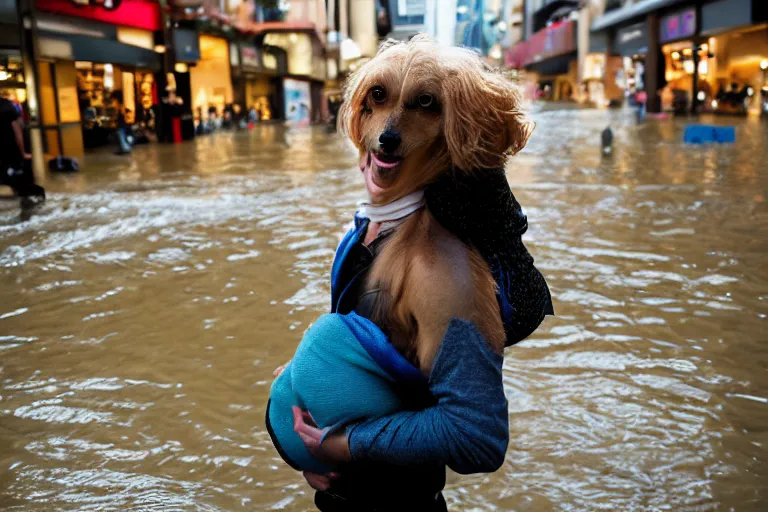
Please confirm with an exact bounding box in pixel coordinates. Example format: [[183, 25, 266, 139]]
[[370, 86, 387, 104], [418, 94, 434, 109]]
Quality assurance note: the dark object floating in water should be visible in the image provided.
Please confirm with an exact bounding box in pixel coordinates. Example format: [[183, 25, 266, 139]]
[[601, 126, 613, 155], [684, 125, 736, 144], [48, 156, 80, 172]]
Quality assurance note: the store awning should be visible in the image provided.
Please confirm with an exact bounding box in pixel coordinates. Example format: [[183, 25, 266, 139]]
[[525, 20, 577, 67], [591, 0, 689, 32], [528, 51, 576, 77], [40, 33, 162, 70], [504, 21, 577, 71], [615, 21, 649, 56]]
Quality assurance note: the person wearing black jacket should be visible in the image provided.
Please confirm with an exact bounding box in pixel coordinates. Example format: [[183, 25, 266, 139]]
[[0, 93, 44, 202]]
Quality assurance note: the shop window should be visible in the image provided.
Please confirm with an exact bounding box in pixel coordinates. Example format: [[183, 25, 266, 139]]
[[583, 54, 606, 81], [0, 55, 26, 107]]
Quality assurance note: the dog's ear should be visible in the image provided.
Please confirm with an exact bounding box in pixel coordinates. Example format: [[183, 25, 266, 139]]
[[338, 68, 370, 145], [442, 61, 533, 171], [337, 87, 358, 143]]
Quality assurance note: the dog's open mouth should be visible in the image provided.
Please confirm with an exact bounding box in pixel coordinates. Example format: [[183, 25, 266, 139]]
[[371, 152, 402, 170], [362, 151, 403, 197]]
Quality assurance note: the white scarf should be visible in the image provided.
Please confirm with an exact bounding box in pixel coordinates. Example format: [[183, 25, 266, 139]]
[[358, 190, 425, 229]]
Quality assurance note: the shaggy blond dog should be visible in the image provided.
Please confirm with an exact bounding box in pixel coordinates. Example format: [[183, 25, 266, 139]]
[[338, 35, 534, 372]]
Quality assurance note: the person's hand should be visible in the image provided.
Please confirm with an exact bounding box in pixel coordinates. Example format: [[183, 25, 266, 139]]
[[292, 406, 351, 463], [273, 361, 290, 378], [23, 153, 32, 160], [303, 471, 339, 491]]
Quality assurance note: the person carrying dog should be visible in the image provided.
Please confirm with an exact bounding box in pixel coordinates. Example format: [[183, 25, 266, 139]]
[[268, 36, 553, 512]]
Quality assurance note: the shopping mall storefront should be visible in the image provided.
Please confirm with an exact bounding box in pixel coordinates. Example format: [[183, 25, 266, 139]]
[[590, 0, 768, 114], [261, 31, 328, 123], [73, 60, 159, 149], [674, 0, 767, 115], [231, 42, 288, 122], [31, 0, 164, 156], [505, 20, 579, 102], [189, 34, 234, 130], [655, 2, 768, 115]]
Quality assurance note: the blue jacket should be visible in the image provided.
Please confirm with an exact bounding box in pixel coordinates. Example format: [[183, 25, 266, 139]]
[[266, 311, 424, 474], [329, 216, 509, 475]]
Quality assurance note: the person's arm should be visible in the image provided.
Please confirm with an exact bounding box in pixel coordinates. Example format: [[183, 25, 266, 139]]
[[347, 318, 509, 474], [11, 119, 30, 158], [294, 318, 509, 475]]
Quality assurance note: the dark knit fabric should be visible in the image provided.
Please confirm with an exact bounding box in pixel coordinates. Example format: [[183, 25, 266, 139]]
[[425, 168, 554, 347]]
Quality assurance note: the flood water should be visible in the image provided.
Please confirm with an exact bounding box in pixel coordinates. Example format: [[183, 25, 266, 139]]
[[1, 110, 767, 511]]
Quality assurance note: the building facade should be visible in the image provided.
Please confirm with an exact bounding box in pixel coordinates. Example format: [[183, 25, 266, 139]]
[[6, 0, 331, 162], [589, 0, 768, 114], [506, 0, 581, 101]]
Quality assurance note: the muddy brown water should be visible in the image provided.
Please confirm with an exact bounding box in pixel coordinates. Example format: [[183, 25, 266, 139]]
[[1, 112, 767, 511]]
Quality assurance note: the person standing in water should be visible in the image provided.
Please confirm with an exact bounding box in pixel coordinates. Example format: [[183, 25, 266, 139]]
[[115, 105, 132, 154]]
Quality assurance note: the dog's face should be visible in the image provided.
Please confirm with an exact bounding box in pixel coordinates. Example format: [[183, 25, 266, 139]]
[[339, 35, 533, 204]]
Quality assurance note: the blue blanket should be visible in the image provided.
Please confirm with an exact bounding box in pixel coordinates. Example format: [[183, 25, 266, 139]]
[[266, 312, 425, 474]]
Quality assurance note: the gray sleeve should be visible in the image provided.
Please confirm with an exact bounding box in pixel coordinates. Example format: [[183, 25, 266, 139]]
[[347, 319, 509, 474]]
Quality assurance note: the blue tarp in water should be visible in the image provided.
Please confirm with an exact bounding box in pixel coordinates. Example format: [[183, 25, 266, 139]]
[[684, 125, 736, 144]]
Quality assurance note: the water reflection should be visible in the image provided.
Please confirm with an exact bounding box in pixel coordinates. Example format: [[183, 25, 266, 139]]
[[1, 114, 767, 510]]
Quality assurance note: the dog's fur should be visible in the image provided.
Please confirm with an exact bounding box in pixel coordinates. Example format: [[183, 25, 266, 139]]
[[339, 35, 533, 373]]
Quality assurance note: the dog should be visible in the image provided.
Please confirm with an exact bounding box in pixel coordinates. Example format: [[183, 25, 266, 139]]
[[338, 35, 534, 373]]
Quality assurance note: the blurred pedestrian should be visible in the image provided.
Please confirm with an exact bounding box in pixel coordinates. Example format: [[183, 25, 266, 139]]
[[1, 90, 43, 202], [1, 91, 30, 167], [115, 105, 132, 154], [208, 106, 219, 132], [635, 90, 647, 122], [223, 104, 234, 129]]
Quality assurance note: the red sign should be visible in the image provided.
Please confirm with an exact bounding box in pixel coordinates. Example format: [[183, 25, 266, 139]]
[[523, 20, 576, 67], [70, 0, 122, 11], [35, 0, 162, 31], [505, 41, 529, 69], [241, 45, 260, 69]]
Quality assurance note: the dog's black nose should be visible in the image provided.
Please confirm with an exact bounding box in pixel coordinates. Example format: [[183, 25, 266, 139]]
[[378, 130, 401, 153]]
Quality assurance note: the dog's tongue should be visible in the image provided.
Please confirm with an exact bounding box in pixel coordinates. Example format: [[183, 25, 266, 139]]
[[372, 152, 401, 169]]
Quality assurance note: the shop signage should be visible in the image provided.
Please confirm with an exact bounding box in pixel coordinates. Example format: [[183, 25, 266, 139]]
[[615, 21, 649, 56], [660, 8, 697, 43], [618, 27, 643, 45], [241, 45, 260, 71], [69, 0, 121, 11], [35, 0, 161, 31], [174, 28, 201, 63], [284, 78, 311, 126], [524, 20, 576, 66]]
